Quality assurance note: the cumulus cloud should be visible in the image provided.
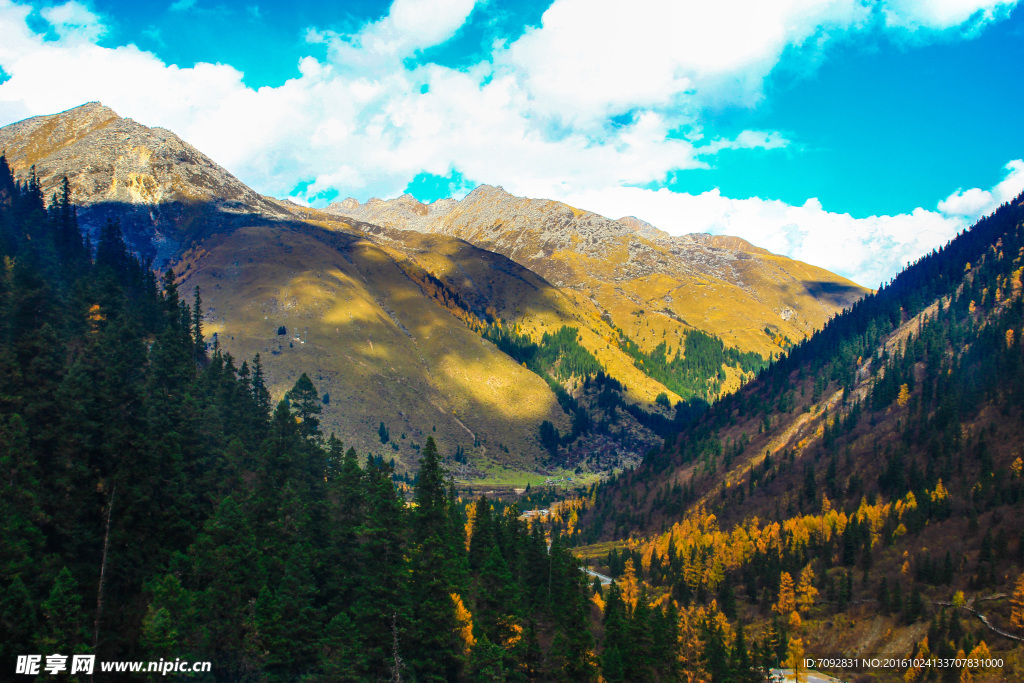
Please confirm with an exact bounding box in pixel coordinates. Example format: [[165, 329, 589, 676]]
[[0, 0, 1020, 287], [937, 159, 1024, 216], [312, 0, 481, 69], [500, 0, 872, 123]]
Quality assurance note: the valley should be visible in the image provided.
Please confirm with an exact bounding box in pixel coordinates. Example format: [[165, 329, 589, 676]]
[[0, 103, 867, 482], [2, 100, 1020, 682]]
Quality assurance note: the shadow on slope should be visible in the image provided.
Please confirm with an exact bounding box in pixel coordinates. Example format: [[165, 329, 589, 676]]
[[801, 279, 867, 308], [75, 197, 295, 267]]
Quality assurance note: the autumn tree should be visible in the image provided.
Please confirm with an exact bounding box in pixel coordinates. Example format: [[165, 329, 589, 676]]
[[785, 637, 806, 682], [1011, 573, 1024, 631], [897, 383, 911, 408], [773, 572, 796, 616], [797, 565, 818, 613]]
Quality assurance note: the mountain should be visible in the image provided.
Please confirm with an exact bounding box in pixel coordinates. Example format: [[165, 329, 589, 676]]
[[0, 103, 867, 482], [0, 102, 288, 263], [0, 167, 603, 680], [326, 187, 868, 358], [576, 189, 1024, 675]]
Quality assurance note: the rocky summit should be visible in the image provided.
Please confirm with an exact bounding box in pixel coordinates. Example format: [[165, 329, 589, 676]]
[[0, 102, 288, 263]]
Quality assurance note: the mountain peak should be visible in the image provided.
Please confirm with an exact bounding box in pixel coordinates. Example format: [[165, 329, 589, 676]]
[[0, 102, 288, 263], [465, 184, 510, 200], [63, 101, 120, 118]]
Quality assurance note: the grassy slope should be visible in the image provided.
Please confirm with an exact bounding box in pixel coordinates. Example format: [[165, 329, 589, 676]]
[[179, 220, 573, 477]]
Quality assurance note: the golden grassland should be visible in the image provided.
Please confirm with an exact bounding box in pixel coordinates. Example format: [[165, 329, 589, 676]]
[[180, 220, 573, 475]]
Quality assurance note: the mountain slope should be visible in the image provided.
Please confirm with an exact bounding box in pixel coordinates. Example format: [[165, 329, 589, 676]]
[[577, 192, 1024, 678], [0, 104, 679, 476], [326, 186, 869, 358], [0, 103, 868, 481]]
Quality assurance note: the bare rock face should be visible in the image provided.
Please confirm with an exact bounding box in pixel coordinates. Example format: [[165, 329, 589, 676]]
[[327, 183, 825, 285], [0, 102, 288, 264], [326, 192, 456, 232], [329, 184, 784, 287]]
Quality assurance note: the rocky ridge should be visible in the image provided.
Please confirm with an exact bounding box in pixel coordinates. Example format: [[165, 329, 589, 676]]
[[323, 187, 869, 355]]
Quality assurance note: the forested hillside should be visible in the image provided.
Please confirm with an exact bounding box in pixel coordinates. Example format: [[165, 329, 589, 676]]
[[572, 191, 1024, 680], [0, 156, 613, 680]]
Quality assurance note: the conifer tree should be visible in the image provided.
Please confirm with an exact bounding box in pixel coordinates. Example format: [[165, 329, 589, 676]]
[[773, 571, 796, 616], [408, 437, 462, 681], [352, 461, 407, 678], [1010, 573, 1024, 631], [797, 565, 818, 613], [0, 575, 37, 664], [287, 373, 322, 440], [40, 567, 87, 654], [192, 286, 206, 363]]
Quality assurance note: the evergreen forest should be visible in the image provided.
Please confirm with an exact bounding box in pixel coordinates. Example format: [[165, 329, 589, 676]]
[[0, 158, 603, 680]]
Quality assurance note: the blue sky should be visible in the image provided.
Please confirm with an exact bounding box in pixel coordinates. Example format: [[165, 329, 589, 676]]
[[0, 0, 1022, 286]]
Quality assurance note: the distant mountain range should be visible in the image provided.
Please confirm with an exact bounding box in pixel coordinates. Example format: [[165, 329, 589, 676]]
[[0, 103, 868, 481]]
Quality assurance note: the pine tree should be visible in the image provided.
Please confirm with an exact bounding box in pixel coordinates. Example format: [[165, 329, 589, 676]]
[[187, 496, 267, 674], [407, 437, 462, 681], [192, 286, 206, 363], [287, 373, 322, 441], [352, 461, 407, 679], [0, 575, 37, 663], [40, 567, 87, 654]]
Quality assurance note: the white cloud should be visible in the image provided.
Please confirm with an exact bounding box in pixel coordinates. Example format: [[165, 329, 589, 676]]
[[882, 0, 1018, 31], [315, 0, 480, 69], [0, 0, 1021, 288], [40, 1, 105, 42], [500, 0, 872, 123], [937, 159, 1024, 216]]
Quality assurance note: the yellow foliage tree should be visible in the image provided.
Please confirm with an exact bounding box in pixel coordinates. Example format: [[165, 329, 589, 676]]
[[904, 637, 930, 683], [463, 506, 476, 552], [621, 558, 639, 611], [676, 604, 710, 682], [774, 572, 796, 615], [785, 637, 806, 682], [450, 593, 475, 656], [897, 383, 911, 408], [789, 610, 802, 631], [1011, 573, 1024, 631], [797, 565, 818, 613]]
